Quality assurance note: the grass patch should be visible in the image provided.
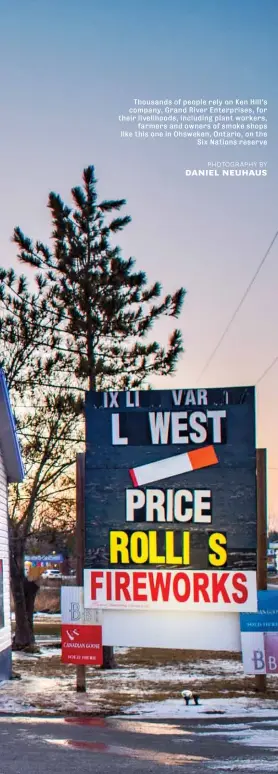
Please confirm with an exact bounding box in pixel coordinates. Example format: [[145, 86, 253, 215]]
[[34, 589, 60, 613], [118, 648, 241, 667], [11, 588, 60, 615]]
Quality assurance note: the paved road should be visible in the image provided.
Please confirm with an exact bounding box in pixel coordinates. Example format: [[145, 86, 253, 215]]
[[0, 714, 277, 773]]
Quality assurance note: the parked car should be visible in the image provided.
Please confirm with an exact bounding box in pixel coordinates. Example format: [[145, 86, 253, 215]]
[[41, 568, 62, 580]]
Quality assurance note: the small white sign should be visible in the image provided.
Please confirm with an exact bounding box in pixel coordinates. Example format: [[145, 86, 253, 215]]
[[61, 585, 103, 625], [241, 631, 265, 674]]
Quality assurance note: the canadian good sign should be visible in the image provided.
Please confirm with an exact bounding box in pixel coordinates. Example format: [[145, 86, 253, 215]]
[[240, 590, 278, 674], [61, 624, 103, 665], [84, 387, 257, 612]]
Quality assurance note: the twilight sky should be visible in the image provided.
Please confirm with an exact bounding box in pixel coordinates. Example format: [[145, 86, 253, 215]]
[[0, 0, 278, 522]]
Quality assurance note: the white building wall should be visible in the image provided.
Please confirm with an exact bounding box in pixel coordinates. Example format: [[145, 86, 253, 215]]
[[0, 449, 11, 654]]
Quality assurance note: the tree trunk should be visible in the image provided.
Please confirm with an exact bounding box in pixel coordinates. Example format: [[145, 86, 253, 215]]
[[9, 529, 39, 651], [10, 563, 33, 650], [102, 645, 117, 669], [23, 577, 39, 639]]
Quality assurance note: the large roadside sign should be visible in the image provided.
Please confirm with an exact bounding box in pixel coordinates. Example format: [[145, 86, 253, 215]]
[[83, 387, 257, 613]]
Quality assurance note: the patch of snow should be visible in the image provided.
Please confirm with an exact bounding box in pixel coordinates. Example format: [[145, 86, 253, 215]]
[[189, 659, 242, 676], [259, 720, 278, 726], [208, 760, 278, 771], [0, 682, 34, 714], [34, 613, 61, 619], [121, 696, 278, 719], [38, 647, 61, 658], [99, 665, 194, 683], [201, 727, 278, 749], [0, 698, 35, 713], [197, 723, 251, 730], [114, 647, 130, 656], [13, 646, 60, 661], [236, 728, 278, 749], [0, 674, 126, 715], [96, 661, 244, 685]]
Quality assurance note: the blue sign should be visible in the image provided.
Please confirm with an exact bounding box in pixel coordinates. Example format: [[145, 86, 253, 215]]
[[25, 554, 63, 562], [240, 590, 278, 632]]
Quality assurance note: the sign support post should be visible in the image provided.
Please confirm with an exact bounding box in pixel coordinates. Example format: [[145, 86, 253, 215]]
[[255, 448, 267, 693], [76, 452, 86, 692]]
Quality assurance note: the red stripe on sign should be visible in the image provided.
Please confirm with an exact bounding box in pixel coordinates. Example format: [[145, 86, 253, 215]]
[[129, 468, 138, 486]]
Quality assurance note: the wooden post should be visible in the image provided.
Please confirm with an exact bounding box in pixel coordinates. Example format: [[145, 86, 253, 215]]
[[76, 452, 86, 692], [255, 448, 267, 693]]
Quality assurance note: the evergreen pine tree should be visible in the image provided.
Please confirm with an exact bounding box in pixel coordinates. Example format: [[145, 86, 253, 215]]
[[10, 165, 186, 662], [14, 166, 186, 392]]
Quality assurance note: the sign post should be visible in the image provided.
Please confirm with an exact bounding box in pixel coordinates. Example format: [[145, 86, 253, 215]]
[[76, 452, 86, 692], [255, 448, 267, 693]]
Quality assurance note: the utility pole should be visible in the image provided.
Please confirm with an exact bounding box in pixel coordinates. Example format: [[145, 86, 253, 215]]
[[76, 452, 86, 692], [255, 448, 267, 693]]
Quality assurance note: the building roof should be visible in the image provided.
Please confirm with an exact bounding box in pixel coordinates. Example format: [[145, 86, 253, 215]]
[[0, 371, 24, 483]]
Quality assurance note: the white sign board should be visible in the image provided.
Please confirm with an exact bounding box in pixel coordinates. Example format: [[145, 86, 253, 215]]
[[241, 632, 266, 674], [61, 586, 102, 625], [61, 587, 241, 651], [100, 609, 241, 651], [84, 568, 257, 612]]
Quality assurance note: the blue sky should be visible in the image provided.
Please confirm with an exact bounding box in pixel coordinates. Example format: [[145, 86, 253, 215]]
[[0, 0, 277, 518]]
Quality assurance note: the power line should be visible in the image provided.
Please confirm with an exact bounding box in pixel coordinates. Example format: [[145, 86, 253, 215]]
[[196, 230, 278, 383], [256, 355, 278, 386]]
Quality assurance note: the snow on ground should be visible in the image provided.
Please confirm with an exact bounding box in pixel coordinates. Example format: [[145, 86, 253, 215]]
[[198, 725, 278, 748], [0, 675, 109, 715], [5, 645, 278, 717], [114, 647, 130, 656], [259, 719, 278, 725], [34, 613, 61, 620], [208, 760, 278, 771], [12, 613, 61, 621], [122, 696, 278, 719], [14, 647, 243, 679], [87, 664, 237, 684], [13, 647, 60, 660], [1, 672, 278, 718], [0, 683, 34, 714]]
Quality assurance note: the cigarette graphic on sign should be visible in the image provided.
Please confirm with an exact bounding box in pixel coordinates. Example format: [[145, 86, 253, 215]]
[[129, 445, 218, 486]]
